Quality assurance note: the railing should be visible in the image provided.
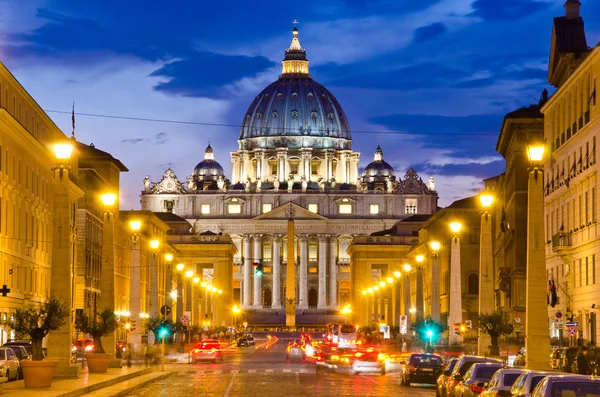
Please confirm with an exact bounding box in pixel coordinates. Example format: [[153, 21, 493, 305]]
[[552, 233, 572, 250]]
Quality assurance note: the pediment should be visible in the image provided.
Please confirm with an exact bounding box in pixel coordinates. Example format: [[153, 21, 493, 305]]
[[253, 202, 329, 221]]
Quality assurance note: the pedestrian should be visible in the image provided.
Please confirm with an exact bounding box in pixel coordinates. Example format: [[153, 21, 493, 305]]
[[126, 343, 132, 367], [143, 344, 150, 367], [576, 346, 592, 375], [402, 340, 408, 352]]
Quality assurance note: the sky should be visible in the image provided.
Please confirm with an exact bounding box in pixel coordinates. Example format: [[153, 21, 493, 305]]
[[1, 0, 599, 208]]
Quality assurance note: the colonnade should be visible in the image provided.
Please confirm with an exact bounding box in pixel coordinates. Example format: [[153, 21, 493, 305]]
[[241, 233, 338, 310]]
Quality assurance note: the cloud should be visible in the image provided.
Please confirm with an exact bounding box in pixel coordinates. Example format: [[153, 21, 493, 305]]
[[121, 138, 144, 144], [454, 67, 547, 88], [414, 22, 447, 42], [154, 132, 168, 144], [469, 0, 552, 21]]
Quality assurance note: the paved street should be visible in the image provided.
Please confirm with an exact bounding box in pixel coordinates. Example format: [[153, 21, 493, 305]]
[[127, 334, 438, 396]]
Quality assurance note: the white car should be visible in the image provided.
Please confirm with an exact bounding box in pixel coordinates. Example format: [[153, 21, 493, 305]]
[[0, 347, 21, 381], [480, 368, 528, 397], [509, 371, 557, 397]]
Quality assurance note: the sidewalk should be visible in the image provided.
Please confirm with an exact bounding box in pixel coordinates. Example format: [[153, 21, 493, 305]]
[[3, 366, 166, 397]]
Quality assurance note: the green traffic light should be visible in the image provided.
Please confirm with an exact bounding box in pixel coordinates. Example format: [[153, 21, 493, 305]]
[[159, 327, 168, 338], [426, 329, 433, 337]]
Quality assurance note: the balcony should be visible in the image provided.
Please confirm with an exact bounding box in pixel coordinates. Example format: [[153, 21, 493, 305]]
[[552, 233, 572, 251]]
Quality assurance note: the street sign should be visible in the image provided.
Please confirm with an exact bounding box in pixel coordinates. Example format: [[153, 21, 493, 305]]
[[400, 315, 408, 335], [160, 305, 171, 317], [379, 324, 387, 333], [555, 311, 563, 319], [203, 325, 210, 332], [180, 315, 189, 325], [558, 323, 564, 330], [568, 327, 577, 336], [566, 321, 579, 327], [514, 317, 521, 324]]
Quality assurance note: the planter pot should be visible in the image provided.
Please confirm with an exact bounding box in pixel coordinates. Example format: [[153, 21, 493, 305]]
[[21, 360, 58, 388], [85, 353, 113, 373]]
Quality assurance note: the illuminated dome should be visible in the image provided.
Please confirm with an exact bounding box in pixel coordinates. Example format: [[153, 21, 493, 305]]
[[193, 143, 226, 180], [362, 145, 395, 181], [238, 26, 351, 150]]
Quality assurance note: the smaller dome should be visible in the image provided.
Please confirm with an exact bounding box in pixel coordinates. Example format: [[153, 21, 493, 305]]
[[193, 143, 226, 180], [363, 145, 395, 178]]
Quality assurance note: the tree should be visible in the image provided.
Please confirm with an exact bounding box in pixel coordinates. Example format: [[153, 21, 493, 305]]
[[479, 311, 514, 356], [75, 308, 118, 354], [12, 296, 70, 360], [412, 317, 445, 345]]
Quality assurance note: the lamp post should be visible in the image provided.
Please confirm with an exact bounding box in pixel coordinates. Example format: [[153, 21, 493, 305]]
[[149, 239, 160, 320], [129, 219, 143, 348], [47, 140, 82, 378], [525, 143, 550, 369], [449, 222, 463, 345], [100, 192, 118, 359], [479, 192, 495, 355], [429, 243, 441, 323]]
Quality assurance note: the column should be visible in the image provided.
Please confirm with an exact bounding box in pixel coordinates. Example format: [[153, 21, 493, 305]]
[[403, 273, 411, 319], [479, 213, 494, 355], [449, 236, 463, 344], [298, 235, 308, 309], [176, 273, 183, 324], [243, 235, 252, 308], [100, 211, 117, 357], [253, 234, 263, 308], [525, 165, 551, 369], [416, 266, 424, 322], [272, 235, 282, 309], [255, 151, 264, 181], [47, 164, 82, 378], [431, 254, 441, 322], [129, 235, 142, 347], [231, 154, 240, 183], [329, 237, 337, 308], [277, 149, 286, 182], [149, 252, 159, 317], [317, 235, 328, 309], [186, 278, 192, 312], [339, 152, 347, 183]]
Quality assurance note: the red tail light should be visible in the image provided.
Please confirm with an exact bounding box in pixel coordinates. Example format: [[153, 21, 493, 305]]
[[407, 365, 416, 373], [471, 384, 485, 394]]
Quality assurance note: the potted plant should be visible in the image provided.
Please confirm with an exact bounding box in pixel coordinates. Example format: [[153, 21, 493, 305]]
[[75, 309, 118, 372], [13, 296, 69, 387]]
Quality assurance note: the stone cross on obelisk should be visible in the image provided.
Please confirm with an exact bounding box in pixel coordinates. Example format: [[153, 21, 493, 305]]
[[285, 204, 296, 327]]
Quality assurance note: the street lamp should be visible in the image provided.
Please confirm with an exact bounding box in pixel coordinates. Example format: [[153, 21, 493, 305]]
[[449, 222, 462, 234], [165, 253, 173, 262], [150, 239, 160, 250], [403, 264, 412, 272], [176, 263, 185, 272], [525, 142, 550, 369], [129, 220, 141, 232], [101, 192, 117, 207], [340, 304, 352, 324]]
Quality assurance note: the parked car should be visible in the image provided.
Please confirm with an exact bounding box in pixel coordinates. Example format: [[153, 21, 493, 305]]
[[7, 345, 30, 378], [0, 347, 21, 381], [509, 371, 557, 397], [454, 362, 504, 397], [401, 353, 444, 386], [447, 356, 504, 397], [480, 368, 529, 397], [530, 374, 600, 397], [351, 351, 386, 375], [438, 359, 459, 397], [3, 341, 32, 356], [191, 340, 223, 363]]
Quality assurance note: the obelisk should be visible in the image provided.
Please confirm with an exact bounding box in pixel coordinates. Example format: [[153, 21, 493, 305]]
[[285, 205, 296, 327]]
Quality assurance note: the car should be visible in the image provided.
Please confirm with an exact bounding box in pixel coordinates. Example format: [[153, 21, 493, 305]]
[[3, 341, 32, 357], [287, 340, 304, 362], [401, 353, 444, 386], [0, 347, 21, 381], [352, 351, 386, 375], [438, 358, 459, 397], [191, 340, 223, 363], [530, 374, 600, 397], [447, 356, 504, 397], [244, 334, 255, 346], [7, 346, 30, 378], [454, 362, 505, 397], [509, 371, 557, 397], [480, 368, 529, 397]]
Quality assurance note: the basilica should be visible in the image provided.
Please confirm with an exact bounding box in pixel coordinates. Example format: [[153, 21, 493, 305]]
[[140, 27, 438, 319]]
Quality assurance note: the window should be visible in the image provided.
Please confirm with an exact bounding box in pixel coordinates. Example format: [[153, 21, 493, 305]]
[[308, 204, 318, 213], [468, 273, 479, 295], [270, 163, 277, 175], [290, 162, 299, 174], [339, 204, 352, 214], [263, 242, 272, 261], [405, 199, 417, 214], [228, 204, 241, 214], [370, 204, 379, 214], [262, 204, 272, 213], [201, 204, 210, 214], [469, 228, 480, 244], [309, 242, 317, 261]]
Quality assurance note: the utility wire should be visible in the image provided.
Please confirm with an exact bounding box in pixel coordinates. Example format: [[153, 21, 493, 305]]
[[44, 109, 499, 137]]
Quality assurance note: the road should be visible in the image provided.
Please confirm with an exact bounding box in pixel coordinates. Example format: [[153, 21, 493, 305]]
[[127, 333, 438, 396]]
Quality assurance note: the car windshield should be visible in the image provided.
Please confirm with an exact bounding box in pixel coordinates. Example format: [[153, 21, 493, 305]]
[[0, 350, 6, 360], [503, 373, 521, 386], [553, 382, 600, 396], [459, 361, 479, 376], [447, 360, 458, 372], [474, 365, 501, 379], [11, 348, 23, 360], [410, 355, 442, 365], [530, 376, 546, 392]]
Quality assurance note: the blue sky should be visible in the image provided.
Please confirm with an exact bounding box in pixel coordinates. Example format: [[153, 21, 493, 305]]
[[2, 0, 599, 208]]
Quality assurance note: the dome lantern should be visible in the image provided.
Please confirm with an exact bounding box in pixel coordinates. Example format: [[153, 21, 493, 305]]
[[282, 23, 309, 76]]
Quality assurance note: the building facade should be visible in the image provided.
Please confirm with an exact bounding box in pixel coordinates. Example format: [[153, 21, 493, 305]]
[[140, 27, 438, 321], [543, 0, 600, 345]]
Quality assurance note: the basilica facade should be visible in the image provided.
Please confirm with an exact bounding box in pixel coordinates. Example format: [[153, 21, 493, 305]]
[[140, 27, 438, 318]]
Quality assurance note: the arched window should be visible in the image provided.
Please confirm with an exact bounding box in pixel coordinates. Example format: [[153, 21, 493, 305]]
[[468, 273, 479, 295], [263, 241, 272, 261], [309, 242, 318, 262]]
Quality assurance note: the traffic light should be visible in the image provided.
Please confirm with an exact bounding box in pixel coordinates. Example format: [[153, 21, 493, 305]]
[[158, 320, 170, 340], [130, 320, 136, 332], [255, 262, 264, 276], [454, 323, 465, 335]]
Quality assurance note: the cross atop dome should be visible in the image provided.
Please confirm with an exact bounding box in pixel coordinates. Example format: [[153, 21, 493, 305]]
[[282, 23, 309, 76]]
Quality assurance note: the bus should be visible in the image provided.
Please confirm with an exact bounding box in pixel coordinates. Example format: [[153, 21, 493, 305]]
[[325, 323, 359, 348]]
